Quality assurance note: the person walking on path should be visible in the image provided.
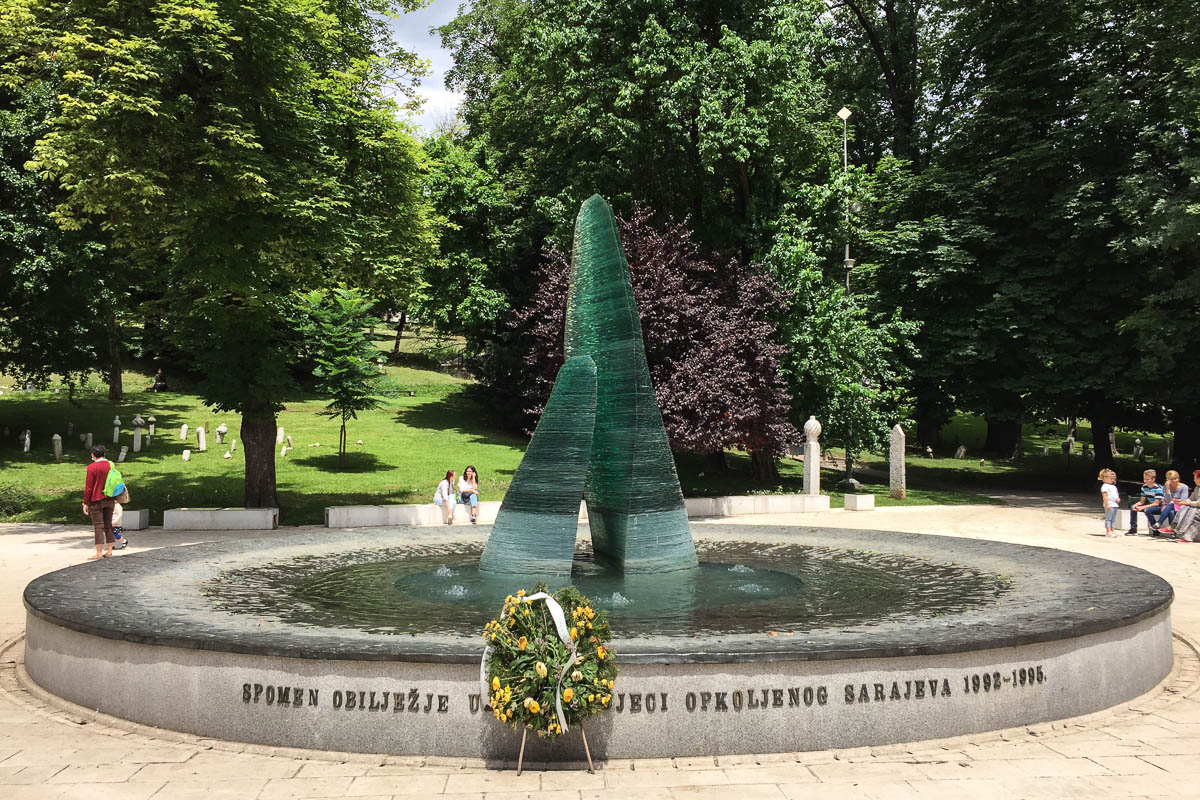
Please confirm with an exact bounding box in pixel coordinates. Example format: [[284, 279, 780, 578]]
[[82, 445, 116, 560], [1099, 469, 1120, 537], [459, 465, 481, 524], [434, 469, 457, 524]]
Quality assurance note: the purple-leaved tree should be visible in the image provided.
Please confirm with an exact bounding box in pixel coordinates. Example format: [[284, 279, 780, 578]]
[[500, 206, 798, 481]]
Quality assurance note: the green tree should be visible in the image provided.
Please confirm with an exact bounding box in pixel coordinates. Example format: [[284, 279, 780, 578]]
[[297, 288, 382, 467], [4, 0, 434, 507]]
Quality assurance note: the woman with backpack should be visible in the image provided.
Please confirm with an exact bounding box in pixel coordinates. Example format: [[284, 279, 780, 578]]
[[82, 444, 117, 560]]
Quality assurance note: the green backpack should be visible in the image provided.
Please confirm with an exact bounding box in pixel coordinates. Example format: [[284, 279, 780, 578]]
[[103, 461, 126, 498]]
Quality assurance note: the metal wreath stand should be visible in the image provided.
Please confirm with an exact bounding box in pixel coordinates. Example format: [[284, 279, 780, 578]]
[[480, 591, 596, 775]]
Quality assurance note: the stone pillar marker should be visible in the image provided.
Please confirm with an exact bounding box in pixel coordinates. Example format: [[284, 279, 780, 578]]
[[118, 445, 129, 463], [84, 432, 93, 449], [215, 423, 228, 444], [147, 416, 156, 436], [112, 416, 121, 444], [22, 430, 31, 453], [230, 439, 237, 453], [197, 427, 207, 453], [286, 434, 293, 449], [1109, 431, 1118, 456], [132, 416, 144, 453], [180, 423, 189, 441], [803, 416, 822, 496], [276, 427, 285, 445], [889, 424, 906, 500], [182, 449, 191, 462], [954, 445, 967, 459], [1043, 444, 1050, 456], [280, 444, 289, 457], [52, 434, 62, 462]]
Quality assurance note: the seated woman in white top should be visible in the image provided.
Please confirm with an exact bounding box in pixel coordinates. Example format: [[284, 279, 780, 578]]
[[433, 469, 456, 524], [458, 465, 481, 524]]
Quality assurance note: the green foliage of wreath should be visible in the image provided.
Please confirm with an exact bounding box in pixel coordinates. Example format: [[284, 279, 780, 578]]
[[483, 584, 618, 740]]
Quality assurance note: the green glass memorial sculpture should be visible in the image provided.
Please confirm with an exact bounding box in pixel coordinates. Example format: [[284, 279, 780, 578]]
[[481, 195, 698, 575]]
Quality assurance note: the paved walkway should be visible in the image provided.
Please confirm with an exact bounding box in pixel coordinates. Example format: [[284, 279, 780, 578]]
[[3, 498, 1200, 799]]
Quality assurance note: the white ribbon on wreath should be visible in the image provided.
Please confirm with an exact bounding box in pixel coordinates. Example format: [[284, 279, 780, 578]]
[[480, 591, 577, 733]]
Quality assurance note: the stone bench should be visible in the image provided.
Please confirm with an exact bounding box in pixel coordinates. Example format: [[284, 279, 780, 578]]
[[843, 493, 876, 511], [163, 508, 279, 531], [120, 509, 150, 531], [326, 495, 834, 528]]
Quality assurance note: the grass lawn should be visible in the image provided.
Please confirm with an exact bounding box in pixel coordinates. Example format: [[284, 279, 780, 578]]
[[0, 334, 1055, 525]]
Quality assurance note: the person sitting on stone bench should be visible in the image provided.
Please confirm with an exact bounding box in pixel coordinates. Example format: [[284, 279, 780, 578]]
[[1127, 468, 1165, 535]]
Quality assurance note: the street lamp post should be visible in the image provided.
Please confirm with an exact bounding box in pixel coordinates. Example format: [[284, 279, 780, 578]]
[[837, 106, 854, 291]]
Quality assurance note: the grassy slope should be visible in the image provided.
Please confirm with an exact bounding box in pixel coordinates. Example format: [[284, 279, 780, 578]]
[[0, 332, 1008, 525]]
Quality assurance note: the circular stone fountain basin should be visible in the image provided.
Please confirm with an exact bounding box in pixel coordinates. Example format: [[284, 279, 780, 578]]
[[23, 525, 1173, 760]]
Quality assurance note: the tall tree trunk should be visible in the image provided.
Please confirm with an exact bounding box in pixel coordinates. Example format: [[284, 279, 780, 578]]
[[106, 313, 123, 402], [750, 448, 779, 482], [339, 418, 347, 469], [984, 416, 1021, 456], [1174, 412, 1200, 473], [1090, 413, 1115, 471], [392, 309, 408, 354], [241, 410, 278, 508]]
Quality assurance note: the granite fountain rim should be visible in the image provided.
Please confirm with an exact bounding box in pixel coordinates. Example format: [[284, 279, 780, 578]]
[[23, 524, 1173, 665]]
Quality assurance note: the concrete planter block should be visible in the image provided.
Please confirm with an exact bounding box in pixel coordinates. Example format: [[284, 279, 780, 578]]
[[1116, 509, 1133, 530], [844, 494, 876, 511], [797, 495, 831, 512], [122, 509, 150, 531], [684, 497, 719, 518], [163, 508, 278, 531]]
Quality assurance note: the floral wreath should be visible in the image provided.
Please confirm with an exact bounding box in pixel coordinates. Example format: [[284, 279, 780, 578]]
[[480, 584, 617, 739]]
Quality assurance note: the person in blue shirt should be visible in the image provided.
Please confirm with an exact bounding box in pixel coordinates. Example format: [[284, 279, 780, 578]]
[[1127, 469, 1165, 535]]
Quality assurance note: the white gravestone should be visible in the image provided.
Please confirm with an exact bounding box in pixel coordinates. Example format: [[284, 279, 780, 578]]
[[230, 439, 237, 453], [117, 445, 129, 463], [924, 444, 933, 458], [133, 425, 143, 453], [281, 444, 289, 457], [954, 445, 967, 459], [215, 423, 228, 444], [180, 423, 188, 441], [276, 427, 285, 445], [147, 415, 156, 437], [182, 449, 191, 462], [1109, 431, 1118, 456], [84, 432, 93, 449], [112, 416, 121, 444], [803, 416, 822, 496], [889, 424, 906, 500], [197, 427, 207, 453], [1042, 445, 1050, 456], [22, 430, 31, 453], [286, 435, 293, 449], [79, 433, 86, 443], [223, 451, 232, 460], [52, 434, 62, 462]]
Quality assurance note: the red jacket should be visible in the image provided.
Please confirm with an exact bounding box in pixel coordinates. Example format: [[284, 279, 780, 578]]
[[84, 459, 111, 503]]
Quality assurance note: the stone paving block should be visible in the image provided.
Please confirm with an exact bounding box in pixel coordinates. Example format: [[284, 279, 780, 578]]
[[961, 741, 1063, 760], [1137, 754, 1200, 773], [0, 748, 17, 762], [668, 785, 787, 799], [52, 781, 165, 800], [443, 770, 540, 793], [2, 786, 70, 800], [118, 746, 197, 764], [903, 778, 1012, 799], [0, 764, 66, 784], [294, 761, 370, 778], [1081, 774, 1178, 796], [346, 774, 450, 795], [6, 746, 116, 766], [994, 776, 1099, 799], [1042, 740, 1166, 758], [851, 782, 926, 800], [581, 789, 674, 800], [673, 757, 718, 770], [778, 784, 876, 800], [721, 766, 818, 784], [130, 757, 300, 783], [1087, 755, 1175, 775], [47, 763, 143, 783], [144, 778, 269, 800], [539, 769, 606, 790], [474, 791, 579, 800], [258, 776, 356, 799], [604, 769, 730, 788], [1102, 724, 1182, 742], [807, 760, 927, 783]]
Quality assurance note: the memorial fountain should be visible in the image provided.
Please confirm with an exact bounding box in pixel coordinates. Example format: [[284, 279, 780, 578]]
[[24, 197, 1173, 760]]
